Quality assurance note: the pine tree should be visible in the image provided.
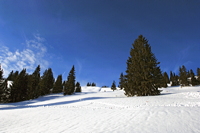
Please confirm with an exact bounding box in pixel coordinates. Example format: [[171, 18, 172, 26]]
[[0, 66, 10, 103], [119, 73, 125, 90], [75, 82, 81, 92], [10, 69, 29, 102], [87, 82, 91, 86], [124, 35, 162, 96], [197, 68, 200, 85], [0, 79, 10, 103], [111, 80, 117, 91], [39, 68, 54, 96], [161, 72, 168, 88], [91, 82, 96, 86], [7, 70, 19, 81], [63, 66, 76, 95], [170, 71, 179, 86], [27, 65, 41, 99], [179, 65, 188, 86], [189, 69, 197, 86], [53, 75, 63, 93], [0, 65, 4, 102]]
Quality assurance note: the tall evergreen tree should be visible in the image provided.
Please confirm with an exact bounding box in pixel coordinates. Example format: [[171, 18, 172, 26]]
[[160, 72, 168, 88], [7, 70, 19, 81], [75, 82, 81, 92], [63, 66, 76, 95], [189, 69, 197, 86], [53, 75, 63, 93], [179, 65, 188, 86], [10, 69, 29, 102], [124, 35, 162, 96], [0, 65, 4, 102], [170, 71, 179, 86], [197, 68, 200, 85], [111, 80, 117, 91], [0, 65, 10, 103], [27, 65, 41, 99], [119, 73, 125, 90], [0, 79, 10, 103], [39, 68, 54, 96]]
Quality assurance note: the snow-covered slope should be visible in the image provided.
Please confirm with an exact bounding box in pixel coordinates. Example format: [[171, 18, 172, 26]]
[[0, 86, 200, 133]]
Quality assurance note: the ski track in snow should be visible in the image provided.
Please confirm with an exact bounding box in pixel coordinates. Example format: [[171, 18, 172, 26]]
[[0, 86, 200, 133]]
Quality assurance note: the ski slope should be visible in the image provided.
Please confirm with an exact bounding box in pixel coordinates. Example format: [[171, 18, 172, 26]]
[[0, 86, 200, 133]]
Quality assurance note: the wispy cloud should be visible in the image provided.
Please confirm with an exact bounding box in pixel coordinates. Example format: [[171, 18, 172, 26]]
[[0, 34, 49, 77]]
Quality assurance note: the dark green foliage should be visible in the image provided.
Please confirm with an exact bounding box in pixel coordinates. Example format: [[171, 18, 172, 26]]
[[63, 66, 76, 95], [53, 75, 63, 93], [87, 82, 91, 86], [197, 68, 200, 85], [161, 72, 169, 88], [119, 73, 125, 90], [179, 65, 189, 86], [111, 80, 117, 91], [0, 79, 10, 103], [189, 69, 198, 86], [91, 82, 96, 86], [0, 65, 6, 102], [10, 69, 29, 102], [170, 71, 179, 86], [124, 35, 162, 96], [27, 65, 41, 99], [75, 82, 81, 92], [7, 70, 19, 81], [87, 82, 96, 86], [0, 65, 3, 79], [39, 68, 54, 96], [0, 66, 10, 103]]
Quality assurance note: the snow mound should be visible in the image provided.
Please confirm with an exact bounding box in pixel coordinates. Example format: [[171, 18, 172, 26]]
[[182, 92, 200, 99], [81, 86, 101, 93]]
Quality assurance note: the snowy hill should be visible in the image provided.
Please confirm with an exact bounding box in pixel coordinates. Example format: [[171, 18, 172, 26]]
[[0, 86, 200, 133]]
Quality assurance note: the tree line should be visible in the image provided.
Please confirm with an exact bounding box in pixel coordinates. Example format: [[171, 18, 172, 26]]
[[1, 35, 199, 100], [0, 65, 81, 103], [118, 35, 200, 96]]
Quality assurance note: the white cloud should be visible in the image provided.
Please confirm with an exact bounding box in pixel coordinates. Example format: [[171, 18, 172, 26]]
[[0, 34, 49, 77]]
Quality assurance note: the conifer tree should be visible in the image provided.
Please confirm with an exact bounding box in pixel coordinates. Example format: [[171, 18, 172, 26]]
[[111, 80, 117, 91], [160, 72, 168, 88], [197, 68, 200, 85], [189, 69, 197, 86], [39, 68, 54, 96], [170, 71, 179, 86], [63, 66, 75, 95], [10, 69, 29, 102], [0, 79, 10, 103], [91, 82, 96, 86], [53, 75, 63, 93], [179, 65, 188, 86], [87, 82, 91, 86], [7, 70, 19, 81], [0, 65, 4, 102], [124, 35, 162, 96], [0, 65, 10, 103], [75, 82, 81, 92], [27, 65, 41, 99], [119, 73, 125, 90]]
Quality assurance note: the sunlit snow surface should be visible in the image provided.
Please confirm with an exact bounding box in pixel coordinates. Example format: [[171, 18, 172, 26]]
[[0, 86, 200, 133]]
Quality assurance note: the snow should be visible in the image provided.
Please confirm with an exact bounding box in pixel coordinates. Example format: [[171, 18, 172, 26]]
[[0, 86, 200, 133]]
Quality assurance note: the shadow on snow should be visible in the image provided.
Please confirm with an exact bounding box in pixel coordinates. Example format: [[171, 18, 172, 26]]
[[0, 96, 112, 110]]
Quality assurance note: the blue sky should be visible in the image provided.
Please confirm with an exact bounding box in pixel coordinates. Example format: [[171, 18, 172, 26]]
[[0, 0, 200, 86]]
